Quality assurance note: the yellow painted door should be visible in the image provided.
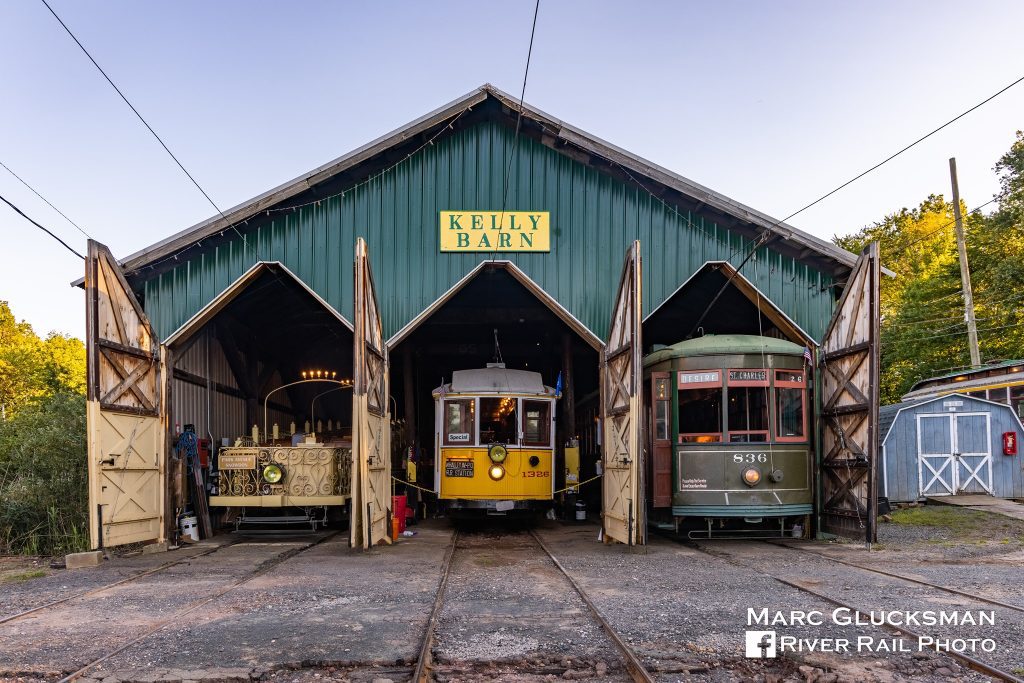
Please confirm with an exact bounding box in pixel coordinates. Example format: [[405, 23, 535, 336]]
[[352, 238, 391, 548], [601, 241, 644, 545], [85, 240, 165, 549]]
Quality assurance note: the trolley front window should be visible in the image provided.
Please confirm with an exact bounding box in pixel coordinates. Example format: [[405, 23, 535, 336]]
[[522, 400, 551, 446], [775, 370, 806, 441], [678, 388, 723, 442], [444, 399, 475, 445], [727, 387, 769, 442], [480, 397, 518, 444]]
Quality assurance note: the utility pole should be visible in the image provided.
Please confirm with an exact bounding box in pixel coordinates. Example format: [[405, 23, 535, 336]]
[[949, 157, 981, 367]]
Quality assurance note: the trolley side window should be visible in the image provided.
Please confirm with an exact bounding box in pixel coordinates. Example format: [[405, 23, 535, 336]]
[[522, 400, 552, 446], [654, 377, 671, 441], [775, 370, 807, 441], [727, 369, 769, 443], [444, 399, 475, 445], [677, 371, 722, 443], [480, 397, 518, 444]]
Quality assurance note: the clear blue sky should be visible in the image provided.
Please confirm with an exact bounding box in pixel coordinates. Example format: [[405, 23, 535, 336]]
[[1, 0, 1022, 338]]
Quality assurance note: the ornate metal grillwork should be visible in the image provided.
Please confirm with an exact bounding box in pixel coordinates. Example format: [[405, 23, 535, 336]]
[[218, 446, 352, 499]]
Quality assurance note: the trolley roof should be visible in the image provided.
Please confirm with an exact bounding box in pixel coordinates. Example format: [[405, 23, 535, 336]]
[[433, 367, 554, 397], [643, 334, 805, 366]]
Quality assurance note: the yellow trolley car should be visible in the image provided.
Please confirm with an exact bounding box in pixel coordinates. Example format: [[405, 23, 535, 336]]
[[433, 364, 556, 516]]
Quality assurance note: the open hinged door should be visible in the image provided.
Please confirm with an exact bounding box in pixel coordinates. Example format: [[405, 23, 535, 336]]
[[818, 241, 880, 543], [601, 241, 645, 545], [351, 238, 391, 549], [85, 240, 166, 549]]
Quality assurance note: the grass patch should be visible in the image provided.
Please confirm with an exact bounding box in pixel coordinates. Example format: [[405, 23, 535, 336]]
[[890, 505, 987, 530], [1, 569, 47, 583]]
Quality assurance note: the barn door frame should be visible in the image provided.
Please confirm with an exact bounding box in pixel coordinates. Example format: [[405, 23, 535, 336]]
[[600, 240, 644, 545], [85, 240, 167, 549], [817, 241, 880, 543], [351, 238, 392, 549]]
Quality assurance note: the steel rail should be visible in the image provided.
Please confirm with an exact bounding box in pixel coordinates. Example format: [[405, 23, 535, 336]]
[[56, 531, 341, 683], [767, 541, 1024, 615], [530, 530, 656, 683], [690, 542, 1024, 683], [0, 540, 233, 626], [413, 529, 459, 683]]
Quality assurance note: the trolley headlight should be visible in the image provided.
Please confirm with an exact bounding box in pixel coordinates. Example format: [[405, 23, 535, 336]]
[[488, 464, 506, 481], [262, 463, 285, 484], [488, 444, 508, 463], [742, 466, 761, 487]]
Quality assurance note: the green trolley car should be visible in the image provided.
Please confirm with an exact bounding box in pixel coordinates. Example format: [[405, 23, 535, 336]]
[[644, 334, 813, 538]]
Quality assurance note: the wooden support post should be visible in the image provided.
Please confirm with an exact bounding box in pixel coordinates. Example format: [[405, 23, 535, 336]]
[[949, 157, 981, 367], [562, 333, 576, 441], [403, 345, 416, 447]]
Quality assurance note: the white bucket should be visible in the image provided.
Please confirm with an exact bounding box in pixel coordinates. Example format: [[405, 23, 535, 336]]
[[791, 523, 803, 539], [180, 514, 199, 541], [575, 502, 587, 521]]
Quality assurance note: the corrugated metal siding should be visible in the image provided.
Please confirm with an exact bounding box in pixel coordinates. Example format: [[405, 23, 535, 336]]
[[880, 396, 1024, 502], [141, 120, 836, 342]]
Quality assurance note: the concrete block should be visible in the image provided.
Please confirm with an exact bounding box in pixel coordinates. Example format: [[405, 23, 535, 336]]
[[142, 541, 169, 555], [65, 550, 104, 569]]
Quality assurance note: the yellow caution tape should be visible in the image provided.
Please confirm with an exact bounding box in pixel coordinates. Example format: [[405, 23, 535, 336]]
[[391, 476, 437, 494], [554, 473, 603, 495]]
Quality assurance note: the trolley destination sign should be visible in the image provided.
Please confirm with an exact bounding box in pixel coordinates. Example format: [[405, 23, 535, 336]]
[[439, 211, 551, 252]]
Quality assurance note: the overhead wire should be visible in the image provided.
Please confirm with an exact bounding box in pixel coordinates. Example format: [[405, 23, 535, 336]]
[[0, 193, 84, 259], [0, 160, 92, 240], [493, 0, 541, 261], [39, 0, 255, 260]]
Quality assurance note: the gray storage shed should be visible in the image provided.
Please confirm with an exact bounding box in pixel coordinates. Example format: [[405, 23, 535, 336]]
[[879, 393, 1024, 502]]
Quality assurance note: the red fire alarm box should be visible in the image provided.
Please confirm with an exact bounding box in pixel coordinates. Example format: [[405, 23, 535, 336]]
[[198, 438, 211, 468], [1002, 432, 1017, 456]]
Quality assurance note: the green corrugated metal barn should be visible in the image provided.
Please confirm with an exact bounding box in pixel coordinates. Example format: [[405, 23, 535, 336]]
[[83, 84, 872, 548]]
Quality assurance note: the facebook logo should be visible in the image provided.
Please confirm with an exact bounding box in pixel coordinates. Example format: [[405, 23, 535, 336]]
[[745, 631, 777, 658]]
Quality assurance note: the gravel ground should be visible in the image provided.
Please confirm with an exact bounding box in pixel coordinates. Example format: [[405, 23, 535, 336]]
[[536, 524, 992, 683], [432, 527, 630, 681]]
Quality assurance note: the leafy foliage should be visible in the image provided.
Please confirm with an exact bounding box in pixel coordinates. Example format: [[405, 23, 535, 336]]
[[835, 132, 1024, 404], [0, 302, 88, 554]]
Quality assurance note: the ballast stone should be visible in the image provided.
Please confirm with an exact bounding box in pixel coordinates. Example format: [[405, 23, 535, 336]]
[[65, 550, 104, 568]]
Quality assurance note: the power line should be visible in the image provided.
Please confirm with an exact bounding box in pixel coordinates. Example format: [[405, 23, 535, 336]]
[[0, 160, 92, 240], [39, 0, 253, 258], [493, 0, 541, 259], [0, 193, 84, 259]]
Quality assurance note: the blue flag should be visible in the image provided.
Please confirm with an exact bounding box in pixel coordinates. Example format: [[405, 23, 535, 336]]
[[555, 371, 563, 398]]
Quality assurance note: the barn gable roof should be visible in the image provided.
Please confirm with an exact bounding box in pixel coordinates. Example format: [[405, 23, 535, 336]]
[[85, 84, 861, 284]]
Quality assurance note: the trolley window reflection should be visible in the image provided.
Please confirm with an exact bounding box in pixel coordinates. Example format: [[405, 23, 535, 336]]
[[678, 370, 723, 443], [775, 370, 806, 441], [444, 399, 475, 445], [522, 400, 551, 446], [480, 396, 517, 444]]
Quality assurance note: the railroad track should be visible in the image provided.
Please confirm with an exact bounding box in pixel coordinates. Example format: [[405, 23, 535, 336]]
[[688, 541, 1024, 683], [412, 528, 656, 683], [767, 541, 1024, 615], [53, 530, 341, 683], [0, 540, 233, 626]]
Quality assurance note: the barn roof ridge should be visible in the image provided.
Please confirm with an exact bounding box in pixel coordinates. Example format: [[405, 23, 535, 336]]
[[89, 83, 861, 282]]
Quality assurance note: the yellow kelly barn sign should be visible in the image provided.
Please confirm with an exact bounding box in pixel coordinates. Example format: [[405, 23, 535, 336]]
[[439, 211, 550, 252]]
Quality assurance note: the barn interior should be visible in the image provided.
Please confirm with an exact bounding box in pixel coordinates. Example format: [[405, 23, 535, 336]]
[[388, 263, 601, 511], [643, 261, 815, 349], [162, 264, 355, 530]]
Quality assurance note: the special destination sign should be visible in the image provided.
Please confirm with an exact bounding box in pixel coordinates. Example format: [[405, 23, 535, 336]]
[[439, 211, 550, 252]]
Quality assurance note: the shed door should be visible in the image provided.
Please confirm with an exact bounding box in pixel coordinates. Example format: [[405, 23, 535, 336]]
[[352, 238, 391, 549], [917, 414, 955, 496], [818, 242, 880, 542], [601, 241, 644, 545], [954, 413, 993, 495], [649, 372, 673, 508], [85, 240, 165, 549]]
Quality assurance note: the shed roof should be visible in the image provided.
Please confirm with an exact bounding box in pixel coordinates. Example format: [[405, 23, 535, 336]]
[[643, 334, 803, 366], [879, 393, 1024, 447], [77, 84, 863, 286]]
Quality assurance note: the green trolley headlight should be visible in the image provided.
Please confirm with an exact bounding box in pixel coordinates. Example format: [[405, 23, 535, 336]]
[[262, 463, 285, 484], [488, 444, 508, 463]]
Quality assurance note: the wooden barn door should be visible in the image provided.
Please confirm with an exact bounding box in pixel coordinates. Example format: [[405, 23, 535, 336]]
[[85, 240, 166, 549], [352, 238, 391, 549], [818, 242, 880, 543], [601, 241, 645, 545]]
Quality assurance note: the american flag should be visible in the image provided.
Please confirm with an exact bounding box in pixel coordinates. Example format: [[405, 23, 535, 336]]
[[803, 347, 813, 365]]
